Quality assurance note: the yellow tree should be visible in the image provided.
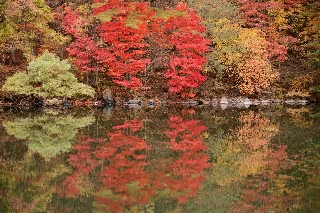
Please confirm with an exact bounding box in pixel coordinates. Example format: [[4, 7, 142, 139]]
[[188, 0, 279, 95], [211, 19, 278, 94]]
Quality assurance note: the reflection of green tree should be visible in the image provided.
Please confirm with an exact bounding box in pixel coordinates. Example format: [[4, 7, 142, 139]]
[[3, 115, 95, 161], [0, 113, 94, 212]]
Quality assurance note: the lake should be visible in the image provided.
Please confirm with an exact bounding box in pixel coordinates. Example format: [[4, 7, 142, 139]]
[[0, 105, 320, 212]]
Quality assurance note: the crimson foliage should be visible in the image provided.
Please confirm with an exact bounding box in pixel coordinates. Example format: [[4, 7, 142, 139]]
[[60, 1, 209, 96]]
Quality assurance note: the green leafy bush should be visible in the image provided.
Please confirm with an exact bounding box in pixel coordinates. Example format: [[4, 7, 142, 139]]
[[2, 51, 95, 98]]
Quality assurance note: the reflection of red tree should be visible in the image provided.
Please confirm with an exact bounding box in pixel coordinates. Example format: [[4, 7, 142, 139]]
[[58, 137, 105, 198], [163, 116, 211, 203], [95, 119, 153, 212], [59, 117, 210, 212]]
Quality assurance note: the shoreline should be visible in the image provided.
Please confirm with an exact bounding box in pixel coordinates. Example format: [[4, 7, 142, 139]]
[[0, 97, 315, 108]]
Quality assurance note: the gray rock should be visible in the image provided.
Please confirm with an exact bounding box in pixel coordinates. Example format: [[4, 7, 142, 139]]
[[285, 99, 296, 105], [128, 99, 142, 105], [252, 100, 261, 105], [102, 88, 114, 105], [220, 103, 228, 110], [231, 97, 243, 103], [243, 98, 251, 105], [188, 100, 198, 105], [297, 99, 309, 104], [63, 100, 72, 107], [211, 98, 219, 106], [211, 98, 219, 103], [147, 99, 155, 106], [233, 102, 244, 108], [243, 103, 251, 108], [220, 97, 229, 104], [271, 99, 282, 103], [128, 104, 142, 108], [202, 100, 211, 105], [261, 100, 271, 105]]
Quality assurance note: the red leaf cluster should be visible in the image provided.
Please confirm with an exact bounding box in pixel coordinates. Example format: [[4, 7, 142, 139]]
[[60, 1, 209, 95]]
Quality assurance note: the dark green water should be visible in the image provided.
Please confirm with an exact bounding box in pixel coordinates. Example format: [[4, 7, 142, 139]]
[[0, 105, 320, 212]]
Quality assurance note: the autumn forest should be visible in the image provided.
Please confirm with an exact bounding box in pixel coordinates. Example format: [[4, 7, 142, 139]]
[[1, 1, 320, 212], [0, 0, 319, 103]]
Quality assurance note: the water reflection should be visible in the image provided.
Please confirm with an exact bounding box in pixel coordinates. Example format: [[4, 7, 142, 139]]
[[3, 113, 94, 161], [208, 111, 280, 187], [0, 107, 320, 212], [59, 116, 209, 212]]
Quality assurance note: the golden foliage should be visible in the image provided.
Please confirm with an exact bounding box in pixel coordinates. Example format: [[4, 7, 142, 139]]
[[286, 107, 312, 128], [211, 19, 278, 94], [210, 111, 279, 186], [286, 75, 313, 98]]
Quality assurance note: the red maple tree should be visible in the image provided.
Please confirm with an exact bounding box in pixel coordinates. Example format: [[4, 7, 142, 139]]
[[60, 1, 209, 95], [163, 3, 210, 94]]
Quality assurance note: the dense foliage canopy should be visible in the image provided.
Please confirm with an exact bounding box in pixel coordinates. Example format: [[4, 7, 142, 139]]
[[0, 0, 319, 99]]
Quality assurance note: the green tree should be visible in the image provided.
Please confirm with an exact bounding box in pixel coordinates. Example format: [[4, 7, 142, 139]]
[[2, 51, 95, 98]]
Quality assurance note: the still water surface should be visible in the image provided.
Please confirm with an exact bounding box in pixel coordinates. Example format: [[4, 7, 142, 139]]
[[0, 105, 320, 212]]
